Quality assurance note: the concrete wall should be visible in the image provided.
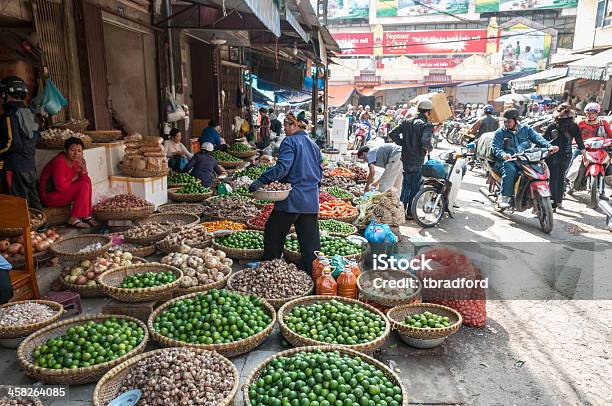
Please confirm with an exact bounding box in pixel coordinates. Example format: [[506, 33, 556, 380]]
[[0, 0, 32, 22], [573, 0, 612, 50]]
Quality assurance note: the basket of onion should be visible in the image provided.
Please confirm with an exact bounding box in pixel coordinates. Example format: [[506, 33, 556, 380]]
[[0, 229, 62, 267]]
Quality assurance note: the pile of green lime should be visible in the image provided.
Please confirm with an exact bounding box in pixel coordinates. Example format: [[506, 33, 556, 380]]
[[326, 187, 353, 200], [403, 311, 451, 329], [285, 236, 361, 257], [228, 143, 254, 152], [152, 289, 272, 344], [119, 271, 177, 289], [248, 349, 403, 406], [168, 173, 198, 185], [212, 150, 242, 162], [319, 219, 356, 236], [217, 231, 264, 250], [237, 164, 272, 180], [176, 183, 211, 195], [285, 300, 386, 345], [32, 317, 144, 369]]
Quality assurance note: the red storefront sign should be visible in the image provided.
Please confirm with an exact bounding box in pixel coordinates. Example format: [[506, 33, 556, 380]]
[[383, 30, 488, 55], [332, 32, 374, 56], [412, 58, 464, 68]]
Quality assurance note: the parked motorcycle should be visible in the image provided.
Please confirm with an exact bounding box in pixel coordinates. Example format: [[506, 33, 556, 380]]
[[568, 137, 612, 209], [410, 151, 467, 228], [479, 146, 557, 234], [350, 122, 370, 150]]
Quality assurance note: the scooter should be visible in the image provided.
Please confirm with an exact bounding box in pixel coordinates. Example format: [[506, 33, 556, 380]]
[[568, 137, 612, 209], [410, 151, 467, 228], [479, 146, 556, 234], [351, 122, 370, 150]]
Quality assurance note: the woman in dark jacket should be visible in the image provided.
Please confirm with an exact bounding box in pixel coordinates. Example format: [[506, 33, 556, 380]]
[[544, 103, 586, 209]]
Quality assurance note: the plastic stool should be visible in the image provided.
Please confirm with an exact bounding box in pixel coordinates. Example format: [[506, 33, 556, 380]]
[[44, 291, 83, 315]]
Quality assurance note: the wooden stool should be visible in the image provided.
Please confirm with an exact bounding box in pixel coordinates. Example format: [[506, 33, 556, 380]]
[[44, 291, 83, 315]]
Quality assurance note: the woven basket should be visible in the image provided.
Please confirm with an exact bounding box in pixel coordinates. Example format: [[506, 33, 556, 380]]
[[85, 130, 121, 143], [278, 296, 391, 354], [357, 270, 422, 308], [0, 300, 64, 339], [138, 213, 200, 229], [319, 221, 357, 238], [319, 213, 358, 224], [226, 270, 314, 310], [218, 160, 243, 169], [50, 234, 111, 260], [93, 347, 239, 406], [147, 291, 276, 358], [158, 203, 205, 216], [37, 137, 93, 150], [43, 206, 71, 226], [0, 208, 47, 236], [242, 346, 409, 406], [228, 149, 257, 159], [156, 232, 210, 254], [253, 189, 291, 202], [282, 248, 362, 265], [98, 263, 183, 302], [212, 241, 264, 260], [172, 267, 230, 297], [17, 314, 149, 385], [246, 217, 294, 233], [6, 249, 55, 269], [93, 204, 155, 221], [109, 244, 155, 258], [0, 386, 43, 405], [168, 187, 213, 203], [53, 119, 90, 132], [119, 163, 169, 178], [386, 303, 462, 340]]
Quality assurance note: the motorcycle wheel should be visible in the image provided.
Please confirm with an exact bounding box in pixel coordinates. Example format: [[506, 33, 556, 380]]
[[535, 195, 554, 234], [590, 175, 600, 209], [410, 186, 446, 228]]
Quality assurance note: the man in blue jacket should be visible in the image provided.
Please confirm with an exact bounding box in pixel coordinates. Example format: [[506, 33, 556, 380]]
[[249, 110, 322, 276], [492, 108, 558, 208]]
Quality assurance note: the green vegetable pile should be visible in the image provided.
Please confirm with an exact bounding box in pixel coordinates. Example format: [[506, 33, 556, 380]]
[[237, 164, 272, 180], [286, 300, 386, 345], [248, 349, 403, 406], [168, 173, 198, 185], [211, 150, 242, 162], [119, 271, 177, 289], [403, 311, 451, 329], [326, 187, 353, 199], [217, 231, 264, 250], [153, 289, 272, 344], [285, 236, 361, 257], [229, 186, 252, 196], [228, 143, 254, 152], [319, 219, 356, 236], [32, 318, 144, 369], [176, 183, 211, 195]]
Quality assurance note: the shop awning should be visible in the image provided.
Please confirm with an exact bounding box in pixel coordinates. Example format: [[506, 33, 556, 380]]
[[458, 71, 534, 87], [537, 76, 577, 96], [550, 53, 589, 65], [328, 84, 355, 107], [509, 67, 569, 91], [567, 49, 612, 81]]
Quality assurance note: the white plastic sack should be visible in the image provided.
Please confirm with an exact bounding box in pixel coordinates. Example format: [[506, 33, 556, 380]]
[[566, 155, 583, 182]]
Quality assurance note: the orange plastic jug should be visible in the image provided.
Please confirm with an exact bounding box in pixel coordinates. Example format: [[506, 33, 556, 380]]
[[347, 260, 361, 278], [312, 251, 330, 282], [316, 267, 337, 296], [336, 267, 358, 299]]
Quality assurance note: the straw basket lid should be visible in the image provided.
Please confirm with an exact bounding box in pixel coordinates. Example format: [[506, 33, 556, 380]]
[[387, 303, 462, 340], [277, 295, 391, 354], [0, 300, 64, 339], [242, 345, 409, 406], [50, 234, 111, 260], [97, 263, 183, 303], [17, 314, 149, 385], [93, 347, 239, 406], [147, 290, 276, 358], [357, 269, 422, 308]]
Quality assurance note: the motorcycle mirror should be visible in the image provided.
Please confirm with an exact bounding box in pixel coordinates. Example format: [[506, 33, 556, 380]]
[[551, 129, 559, 140]]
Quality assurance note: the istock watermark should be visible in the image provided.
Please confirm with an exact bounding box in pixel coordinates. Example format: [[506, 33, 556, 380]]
[[372, 254, 434, 272]]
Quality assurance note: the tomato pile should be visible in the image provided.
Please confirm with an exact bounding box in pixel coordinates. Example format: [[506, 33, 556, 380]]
[[32, 318, 144, 369], [248, 349, 403, 406], [119, 271, 177, 289], [217, 231, 264, 250], [285, 300, 386, 345], [153, 289, 272, 344]]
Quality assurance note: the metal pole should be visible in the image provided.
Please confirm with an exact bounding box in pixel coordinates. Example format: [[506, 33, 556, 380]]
[[165, 0, 176, 97], [312, 64, 319, 138], [324, 62, 329, 145]]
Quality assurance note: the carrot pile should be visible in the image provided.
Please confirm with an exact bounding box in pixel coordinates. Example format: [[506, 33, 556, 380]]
[[325, 167, 354, 178], [319, 200, 358, 218], [203, 221, 247, 232]]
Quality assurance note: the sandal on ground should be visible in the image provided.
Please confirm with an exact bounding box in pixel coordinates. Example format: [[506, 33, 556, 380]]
[[83, 217, 99, 227], [69, 219, 91, 229]]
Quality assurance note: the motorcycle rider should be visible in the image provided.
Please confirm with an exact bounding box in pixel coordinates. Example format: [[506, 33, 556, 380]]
[[492, 108, 558, 209], [578, 102, 612, 140], [388, 99, 434, 216], [469, 104, 500, 139]]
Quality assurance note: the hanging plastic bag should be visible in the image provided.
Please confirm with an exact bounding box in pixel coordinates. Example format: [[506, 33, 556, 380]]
[[364, 221, 397, 244], [566, 155, 583, 182], [42, 79, 67, 116]]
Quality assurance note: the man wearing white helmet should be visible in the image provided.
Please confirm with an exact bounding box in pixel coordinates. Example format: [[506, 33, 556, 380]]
[[388, 99, 434, 218]]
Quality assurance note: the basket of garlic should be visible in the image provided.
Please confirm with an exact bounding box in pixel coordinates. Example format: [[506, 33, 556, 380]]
[[160, 245, 233, 296], [38, 128, 92, 150], [59, 251, 147, 297]]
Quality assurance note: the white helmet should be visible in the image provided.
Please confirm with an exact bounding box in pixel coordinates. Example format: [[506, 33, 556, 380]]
[[365, 105, 370, 111], [417, 99, 433, 110]]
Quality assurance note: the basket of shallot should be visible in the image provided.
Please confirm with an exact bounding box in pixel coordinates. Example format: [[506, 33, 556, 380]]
[[0, 229, 62, 268], [253, 182, 291, 202]]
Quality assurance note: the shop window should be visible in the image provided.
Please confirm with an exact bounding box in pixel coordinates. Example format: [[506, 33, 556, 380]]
[[596, 0, 612, 28]]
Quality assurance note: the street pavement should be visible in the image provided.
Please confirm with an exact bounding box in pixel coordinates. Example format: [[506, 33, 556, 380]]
[[1, 139, 611, 405]]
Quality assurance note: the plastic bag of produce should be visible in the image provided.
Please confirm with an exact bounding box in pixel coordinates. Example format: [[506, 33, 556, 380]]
[[217, 183, 233, 196], [415, 246, 487, 327], [329, 255, 347, 279], [365, 221, 398, 244], [42, 79, 68, 116]]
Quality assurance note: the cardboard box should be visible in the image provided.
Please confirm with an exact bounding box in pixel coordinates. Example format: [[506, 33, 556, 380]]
[[97, 141, 126, 176], [109, 175, 168, 208], [415, 92, 453, 124], [331, 117, 350, 143], [35, 146, 109, 184]]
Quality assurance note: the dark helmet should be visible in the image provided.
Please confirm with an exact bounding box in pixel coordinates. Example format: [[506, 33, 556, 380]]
[[502, 108, 520, 121], [483, 104, 494, 114], [0, 76, 28, 100]]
